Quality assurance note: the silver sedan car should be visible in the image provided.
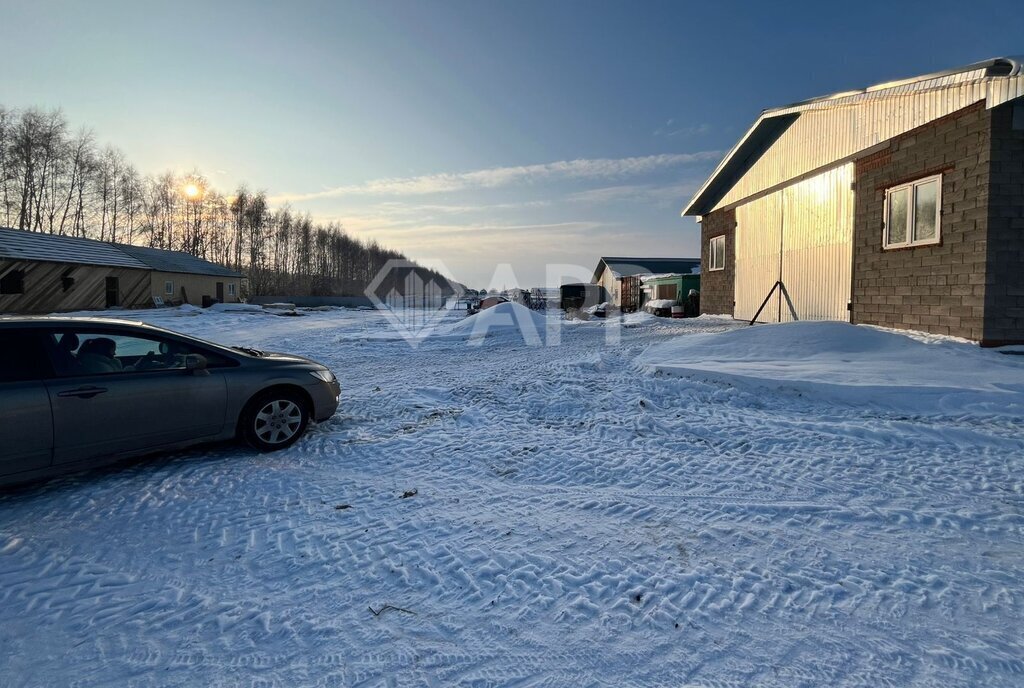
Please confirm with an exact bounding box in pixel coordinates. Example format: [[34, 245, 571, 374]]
[[0, 316, 340, 486]]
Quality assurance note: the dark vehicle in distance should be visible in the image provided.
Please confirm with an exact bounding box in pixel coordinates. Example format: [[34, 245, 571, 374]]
[[0, 317, 340, 486], [559, 283, 605, 311]]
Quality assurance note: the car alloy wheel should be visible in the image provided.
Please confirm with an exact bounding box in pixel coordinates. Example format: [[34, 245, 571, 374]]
[[254, 399, 303, 445]]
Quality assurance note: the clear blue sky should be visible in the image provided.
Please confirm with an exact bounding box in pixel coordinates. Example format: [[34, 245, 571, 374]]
[[1, 0, 1019, 287]]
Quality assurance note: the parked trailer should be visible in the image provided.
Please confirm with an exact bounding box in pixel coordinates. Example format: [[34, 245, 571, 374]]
[[559, 283, 605, 311]]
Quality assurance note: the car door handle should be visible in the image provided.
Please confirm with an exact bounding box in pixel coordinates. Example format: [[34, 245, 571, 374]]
[[56, 386, 108, 399]]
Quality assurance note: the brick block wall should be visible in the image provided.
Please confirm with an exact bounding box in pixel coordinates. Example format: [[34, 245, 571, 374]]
[[983, 100, 1024, 344], [700, 208, 736, 315], [851, 102, 990, 340]]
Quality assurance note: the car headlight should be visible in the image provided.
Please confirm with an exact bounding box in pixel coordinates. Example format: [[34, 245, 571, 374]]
[[309, 369, 336, 383]]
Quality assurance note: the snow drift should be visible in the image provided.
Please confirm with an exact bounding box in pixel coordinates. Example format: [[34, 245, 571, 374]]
[[14, 307, 1024, 686], [208, 302, 264, 313], [641, 321, 1024, 414], [443, 302, 549, 342]]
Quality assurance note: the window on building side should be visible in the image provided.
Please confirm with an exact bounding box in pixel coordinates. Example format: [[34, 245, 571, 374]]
[[0, 270, 25, 295], [227, 283, 236, 296], [165, 280, 174, 295], [884, 174, 941, 249], [709, 235, 725, 271]]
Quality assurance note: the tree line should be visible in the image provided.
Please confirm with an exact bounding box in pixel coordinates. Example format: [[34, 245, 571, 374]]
[[0, 106, 455, 297]]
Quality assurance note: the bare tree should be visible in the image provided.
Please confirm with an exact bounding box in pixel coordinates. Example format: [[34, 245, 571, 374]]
[[118, 163, 143, 244], [95, 146, 124, 241], [0, 103, 455, 299], [0, 107, 15, 228]]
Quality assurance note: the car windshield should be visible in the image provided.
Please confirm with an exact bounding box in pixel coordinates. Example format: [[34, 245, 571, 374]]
[[134, 325, 260, 358], [120, 323, 246, 357]]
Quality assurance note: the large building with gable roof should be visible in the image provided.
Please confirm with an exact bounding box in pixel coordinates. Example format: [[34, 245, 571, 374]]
[[0, 227, 244, 313], [683, 57, 1024, 344]]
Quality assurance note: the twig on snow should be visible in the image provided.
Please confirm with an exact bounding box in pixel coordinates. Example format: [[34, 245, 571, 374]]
[[369, 604, 416, 617]]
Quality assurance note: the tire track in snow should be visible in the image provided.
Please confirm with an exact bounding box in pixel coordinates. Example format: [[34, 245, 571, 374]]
[[2, 310, 1023, 686]]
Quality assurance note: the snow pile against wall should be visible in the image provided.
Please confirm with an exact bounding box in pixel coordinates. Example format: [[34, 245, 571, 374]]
[[208, 303, 264, 313], [641, 321, 1024, 414]]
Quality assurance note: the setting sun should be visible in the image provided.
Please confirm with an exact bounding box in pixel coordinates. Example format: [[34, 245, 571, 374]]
[[183, 182, 201, 199]]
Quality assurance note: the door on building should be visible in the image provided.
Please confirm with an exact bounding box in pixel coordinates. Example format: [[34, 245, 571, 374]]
[[734, 164, 854, 323], [216, 282, 225, 302], [105, 276, 120, 307], [620, 275, 642, 313]]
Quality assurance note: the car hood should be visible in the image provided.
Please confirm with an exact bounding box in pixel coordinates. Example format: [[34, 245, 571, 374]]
[[258, 351, 321, 366], [227, 346, 329, 369]]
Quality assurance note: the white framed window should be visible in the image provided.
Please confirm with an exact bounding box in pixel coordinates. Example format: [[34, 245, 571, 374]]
[[227, 283, 236, 296], [884, 174, 941, 249], [164, 280, 174, 295], [709, 235, 725, 271]]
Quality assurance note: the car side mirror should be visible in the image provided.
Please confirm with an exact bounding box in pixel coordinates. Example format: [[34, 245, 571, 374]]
[[185, 354, 210, 376]]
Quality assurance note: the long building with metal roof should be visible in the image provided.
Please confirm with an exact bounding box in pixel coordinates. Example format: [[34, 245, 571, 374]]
[[0, 227, 244, 313], [114, 243, 243, 278], [684, 56, 1024, 345], [0, 227, 150, 270]]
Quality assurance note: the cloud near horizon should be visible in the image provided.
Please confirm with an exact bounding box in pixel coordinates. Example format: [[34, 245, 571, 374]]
[[265, 150, 718, 286], [269, 151, 721, 204], [309, 216, 646, 288]]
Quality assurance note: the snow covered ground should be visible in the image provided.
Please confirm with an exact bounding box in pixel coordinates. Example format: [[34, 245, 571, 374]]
[[2, 307, 1023, 687]]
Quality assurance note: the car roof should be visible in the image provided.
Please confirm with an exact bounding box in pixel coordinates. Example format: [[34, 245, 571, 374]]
[[0, 315, 248, 356], [0, 315, 152, 329]]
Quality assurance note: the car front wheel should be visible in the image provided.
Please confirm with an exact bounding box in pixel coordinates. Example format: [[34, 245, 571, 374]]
[[241, 390, 310, 451]]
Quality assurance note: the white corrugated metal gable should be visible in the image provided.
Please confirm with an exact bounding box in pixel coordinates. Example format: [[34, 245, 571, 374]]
[[683, 57, 1024, 216]]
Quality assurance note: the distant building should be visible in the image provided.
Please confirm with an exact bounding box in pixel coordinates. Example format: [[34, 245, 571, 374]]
[[683, 57, 1024, 345], [641, 272, 701, 304], [506, 288, 531, 306], [591, 257, 700, 309], [0, 227, 244, 314], [559, 283, 604, 311], [479, 295, 508, 310]]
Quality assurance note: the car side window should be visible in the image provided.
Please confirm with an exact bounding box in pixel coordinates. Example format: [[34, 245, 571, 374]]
[[45, 330, 230, 377], [0, 329, 51, 383]]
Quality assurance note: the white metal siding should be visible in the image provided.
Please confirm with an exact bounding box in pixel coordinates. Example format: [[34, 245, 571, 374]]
[[735, 193, 783, 322], [779, 165, 854, 322], [735, 164, 854, 323], [596, 267, 619, 307], [710, 73, 1024, 212]]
